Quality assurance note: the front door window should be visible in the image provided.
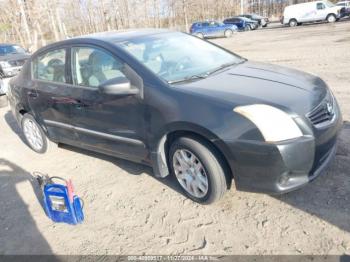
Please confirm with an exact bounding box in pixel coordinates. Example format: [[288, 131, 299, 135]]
[[71, 47, 126, 88]]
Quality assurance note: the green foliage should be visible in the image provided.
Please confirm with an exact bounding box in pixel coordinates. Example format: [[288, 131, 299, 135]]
[[0, 23, 11, 33]]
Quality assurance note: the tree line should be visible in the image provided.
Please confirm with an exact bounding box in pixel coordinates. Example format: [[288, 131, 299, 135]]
[[0, 0, 334, 51]]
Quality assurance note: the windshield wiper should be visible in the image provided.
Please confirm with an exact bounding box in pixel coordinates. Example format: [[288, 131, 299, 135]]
[[168, 74, 207, 84], [168, 59, 246, 84], [205, 61, 241, 76]]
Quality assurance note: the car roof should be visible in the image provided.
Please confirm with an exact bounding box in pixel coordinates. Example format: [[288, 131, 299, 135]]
[[194, 21, 217, 24], [33, 29, 178, 55], [233, 16, 249, 20], [75, 28, 173, 43]]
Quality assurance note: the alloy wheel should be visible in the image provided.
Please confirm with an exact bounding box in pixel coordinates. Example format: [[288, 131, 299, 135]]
[[172, 149, 209, 198], [23, 118, 44, 151], [225, 30, 233, 38], [327, 15, 336, 23]]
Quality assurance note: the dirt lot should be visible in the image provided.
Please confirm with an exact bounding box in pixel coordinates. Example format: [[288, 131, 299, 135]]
[[0, 21, 350, 255]]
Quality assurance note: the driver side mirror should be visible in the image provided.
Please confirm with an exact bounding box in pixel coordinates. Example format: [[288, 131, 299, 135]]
[[98, 77, 139, 96]]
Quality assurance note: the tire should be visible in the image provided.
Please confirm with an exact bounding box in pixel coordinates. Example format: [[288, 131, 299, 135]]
[[169, 136, 228, 204], [0, 95, 8, 108], [289, 19, 298, 27], [327, 14, 336, 23], [224, 29, 233, 38], [195, 32, 204, 39], [245, 24, 251, 31], [21, 113, 49, 154]]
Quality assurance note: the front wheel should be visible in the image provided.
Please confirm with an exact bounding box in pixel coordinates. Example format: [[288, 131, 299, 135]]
[[289, 19, 298, 27], [21, 113, 49, 154], [245, 24, 251, 31], [169, 136, 228, 204], [327, 14, 336, 23], [224, 29, 233, 38]]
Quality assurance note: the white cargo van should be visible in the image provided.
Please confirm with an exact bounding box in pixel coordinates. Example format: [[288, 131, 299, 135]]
[[282, 0, 344, 27]]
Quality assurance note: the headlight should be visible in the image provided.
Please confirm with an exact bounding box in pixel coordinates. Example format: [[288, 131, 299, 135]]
[[234, 104, 303, 142], [0, 61, 11, 68]]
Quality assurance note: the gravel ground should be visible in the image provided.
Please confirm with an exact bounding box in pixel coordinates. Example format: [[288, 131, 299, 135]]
[[0, 21, 349, 255]]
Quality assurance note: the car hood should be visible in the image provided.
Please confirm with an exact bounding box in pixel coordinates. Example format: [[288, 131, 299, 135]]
[[0, 53, 30, 62], [175, 61, 328, 115]]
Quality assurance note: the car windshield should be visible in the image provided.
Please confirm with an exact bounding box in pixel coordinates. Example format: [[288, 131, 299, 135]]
[[0, 45, 26, 56], [324, 0, 335, 7], [117, 32, 244, 83], [240, 17, 251, 21], [251, 14, 261, 19]]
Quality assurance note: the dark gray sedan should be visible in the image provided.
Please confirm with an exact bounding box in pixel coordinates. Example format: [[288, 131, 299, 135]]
[[8, 29, 342, 204]]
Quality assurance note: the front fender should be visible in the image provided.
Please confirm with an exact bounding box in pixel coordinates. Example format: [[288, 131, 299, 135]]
[[149, 121, 235, 179]]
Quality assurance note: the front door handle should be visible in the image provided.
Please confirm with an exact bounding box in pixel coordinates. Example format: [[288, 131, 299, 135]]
[[74, 100, 88, 109]]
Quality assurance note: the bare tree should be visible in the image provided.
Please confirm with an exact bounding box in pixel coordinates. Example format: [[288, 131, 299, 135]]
[[0, 0, 323, 51]]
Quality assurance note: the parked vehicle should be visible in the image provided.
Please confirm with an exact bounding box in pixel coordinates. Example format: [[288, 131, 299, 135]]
[[223, 17, 259, 31], [282, 0, 344, 27], [0, 77, 11, 96], [8, 29, 342, 204], [336, 1, 350, 16], [190, 21, 237, 38], [0, 44, 30, 79], [240, 13, 270, 27]]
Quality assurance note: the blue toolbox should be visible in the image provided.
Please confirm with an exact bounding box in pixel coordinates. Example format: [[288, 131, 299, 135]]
[[37, 174, 84, 225]]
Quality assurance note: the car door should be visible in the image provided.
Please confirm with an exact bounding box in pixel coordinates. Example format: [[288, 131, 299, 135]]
[[68, 45, 147, 161], [212, 22, 224, 37], [29, 47, 80, 145], [201, 22, 210, 36], [315, 2, 327, 20], [207, 22, 219, 37], [232, 18, 243, 30]]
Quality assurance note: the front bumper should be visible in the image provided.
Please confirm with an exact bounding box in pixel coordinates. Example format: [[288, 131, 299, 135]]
[[223, 105, 343, 194]]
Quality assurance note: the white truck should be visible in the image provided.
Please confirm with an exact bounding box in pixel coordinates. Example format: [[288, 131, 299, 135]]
[[282, 0, 344, 27]]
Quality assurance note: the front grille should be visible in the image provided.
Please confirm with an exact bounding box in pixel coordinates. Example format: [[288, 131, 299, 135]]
[[8, 59, 26, 67], [307, 92, 335, 126]]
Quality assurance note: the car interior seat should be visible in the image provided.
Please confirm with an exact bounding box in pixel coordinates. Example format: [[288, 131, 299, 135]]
[[46, 58, 65, 82]]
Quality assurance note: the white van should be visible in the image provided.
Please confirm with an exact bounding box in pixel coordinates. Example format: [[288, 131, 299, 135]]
[[283, 0, 344, 27]]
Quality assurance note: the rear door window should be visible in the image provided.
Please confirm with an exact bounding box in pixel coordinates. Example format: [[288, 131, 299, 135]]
[[32, 49, 66, 83]]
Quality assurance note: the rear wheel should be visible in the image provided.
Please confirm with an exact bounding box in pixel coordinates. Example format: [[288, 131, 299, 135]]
[[169, 136, 228, 204], [195, 32, 204, 39], [289, 19, 298, 27], [224, 29, 233, 38], [327, 14, 336, 23], [245, 24, 251, 31], [21, 113, 49, 154]]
